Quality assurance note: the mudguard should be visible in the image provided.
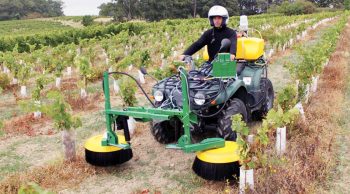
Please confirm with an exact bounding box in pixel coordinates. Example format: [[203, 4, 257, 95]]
[[213, 79, 247, 105]]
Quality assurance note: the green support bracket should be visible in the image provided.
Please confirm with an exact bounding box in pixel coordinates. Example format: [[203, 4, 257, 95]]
[[100, 130, 131, 149], [108, 142, 131, 149], [101, 131, 118, 146], [166, 138, 225, 153], [165, 67, 225, 152]]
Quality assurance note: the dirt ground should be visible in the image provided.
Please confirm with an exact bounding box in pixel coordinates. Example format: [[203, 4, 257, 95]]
[[36, 18, 84, 28], [0, 17, 344, 194], [327, 66, 350, 193], [316, 22, 350, 194], [94, 17, 113, 24]]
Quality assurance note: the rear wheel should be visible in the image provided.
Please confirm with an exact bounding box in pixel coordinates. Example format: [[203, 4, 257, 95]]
[[217, 98, 248, 141], [254, 78, 274, 120], [151, 118, 183, 144]]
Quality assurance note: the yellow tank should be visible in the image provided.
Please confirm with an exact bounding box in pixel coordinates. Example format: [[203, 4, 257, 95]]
[[203, 45, 209, 61], [202, 37, 264, 61], [236, 37, 264, 60]]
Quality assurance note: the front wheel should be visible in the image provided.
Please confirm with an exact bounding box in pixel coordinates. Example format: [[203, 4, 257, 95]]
[[217, 98, 248, 141]]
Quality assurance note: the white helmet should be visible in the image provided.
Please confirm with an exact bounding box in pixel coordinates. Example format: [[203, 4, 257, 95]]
[[208, 5, 229, 27]]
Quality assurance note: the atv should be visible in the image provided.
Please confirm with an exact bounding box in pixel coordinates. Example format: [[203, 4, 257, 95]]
[[84, 16, 274, 181], [150, 37, 274, 144]]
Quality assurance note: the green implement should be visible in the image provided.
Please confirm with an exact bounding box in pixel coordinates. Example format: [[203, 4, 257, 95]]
[[101, 68, 225, 153]]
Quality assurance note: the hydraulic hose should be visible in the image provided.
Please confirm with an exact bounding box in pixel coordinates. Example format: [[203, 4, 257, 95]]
[[102, 71, 156, 107]]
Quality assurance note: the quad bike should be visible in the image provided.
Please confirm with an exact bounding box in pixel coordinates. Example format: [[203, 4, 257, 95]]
[[150, 38, 274, 144], [84, 17, 274, 181]]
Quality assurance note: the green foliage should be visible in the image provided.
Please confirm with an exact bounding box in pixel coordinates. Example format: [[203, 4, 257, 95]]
[[52, 59, 65, 78], [98, 2, 116, 17], [0, 72, 10, 89], [115, 54, 137, 69], [151, 61, 183, 80], [277, 84, 298, 111], [76, 56, 92, 88], [0, 120, 3, 130], [32, 75, 52, 101], [0, 22, 149, 53], [257, 120, 270, 147], [17, 65, 31, 85], [276, 0, 317, 15], [264, 106, 299, 130], [65, 45, 77, 65], [233, 104, 299, 169], [262, 12, 340, 51], [345, 0, 350, 10], [140, 50, 151, 67], [0, 119, 4, 137], [231, 114, 255, 169], [18, 182, 53, 194], [87, 66, 105, 82], [287, 45, 325, 84], [231, 108, 298, 170], [51, 45, 70, 78], [85, 45, 98, 65], [41, 91, 82, 131], [286, 14, 348, 101], [0, 20, 70, 37], [82, 15, 94, 27], [19, 75, 50, 114], [247, 106, 299, 168], [1, 52, 20, 78], [119, 77, 138, 107], [152, 68, 173, 80], [0, 11, 341, 58]]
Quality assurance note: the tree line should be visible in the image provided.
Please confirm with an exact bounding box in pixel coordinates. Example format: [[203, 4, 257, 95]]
[[98, 0, 345, 21], [0, 0, 63, 21]]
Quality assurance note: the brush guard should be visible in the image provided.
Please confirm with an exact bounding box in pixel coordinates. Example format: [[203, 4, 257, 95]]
[[102, 67, 225, 153]]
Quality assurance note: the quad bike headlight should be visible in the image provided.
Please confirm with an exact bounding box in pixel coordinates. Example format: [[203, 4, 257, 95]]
[[194, 93, 206, 105], [154, 90, 164, 102]]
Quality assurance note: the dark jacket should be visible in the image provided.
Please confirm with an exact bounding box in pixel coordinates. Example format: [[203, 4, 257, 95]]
[[183, 26, 237, 61]]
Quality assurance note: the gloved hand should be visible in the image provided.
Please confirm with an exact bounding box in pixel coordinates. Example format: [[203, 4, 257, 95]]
[[179, 54, 186, 61]]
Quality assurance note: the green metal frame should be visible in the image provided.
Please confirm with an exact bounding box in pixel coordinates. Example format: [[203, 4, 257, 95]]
[[212, 53, 237, 78], [101, 68, 225, 153]]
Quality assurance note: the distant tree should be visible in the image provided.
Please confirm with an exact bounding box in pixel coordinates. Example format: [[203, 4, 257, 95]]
[[98, 0, 346, 21], [238, 0, 262, 15], [195, 0, 240, 17], [99, 0, 243, 21], [0, 0, 64, 21], [345, 0, 350, 10], [100, 0, 141, 21], [140, 0, 193, 21], [98, 2, 116, 16], [82, 15, 94, 26], [276, 0, 317, 15], [46, 0, 64, 17]]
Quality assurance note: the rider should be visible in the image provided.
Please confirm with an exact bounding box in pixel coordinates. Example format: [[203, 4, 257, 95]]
[[181, 5, 237, 62]]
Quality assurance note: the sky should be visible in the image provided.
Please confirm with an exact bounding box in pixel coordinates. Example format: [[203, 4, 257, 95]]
[[62, 0, 111, 16]]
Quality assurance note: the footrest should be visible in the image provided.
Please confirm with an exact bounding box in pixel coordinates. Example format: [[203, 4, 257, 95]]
[[166, 138, 225, 153]]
